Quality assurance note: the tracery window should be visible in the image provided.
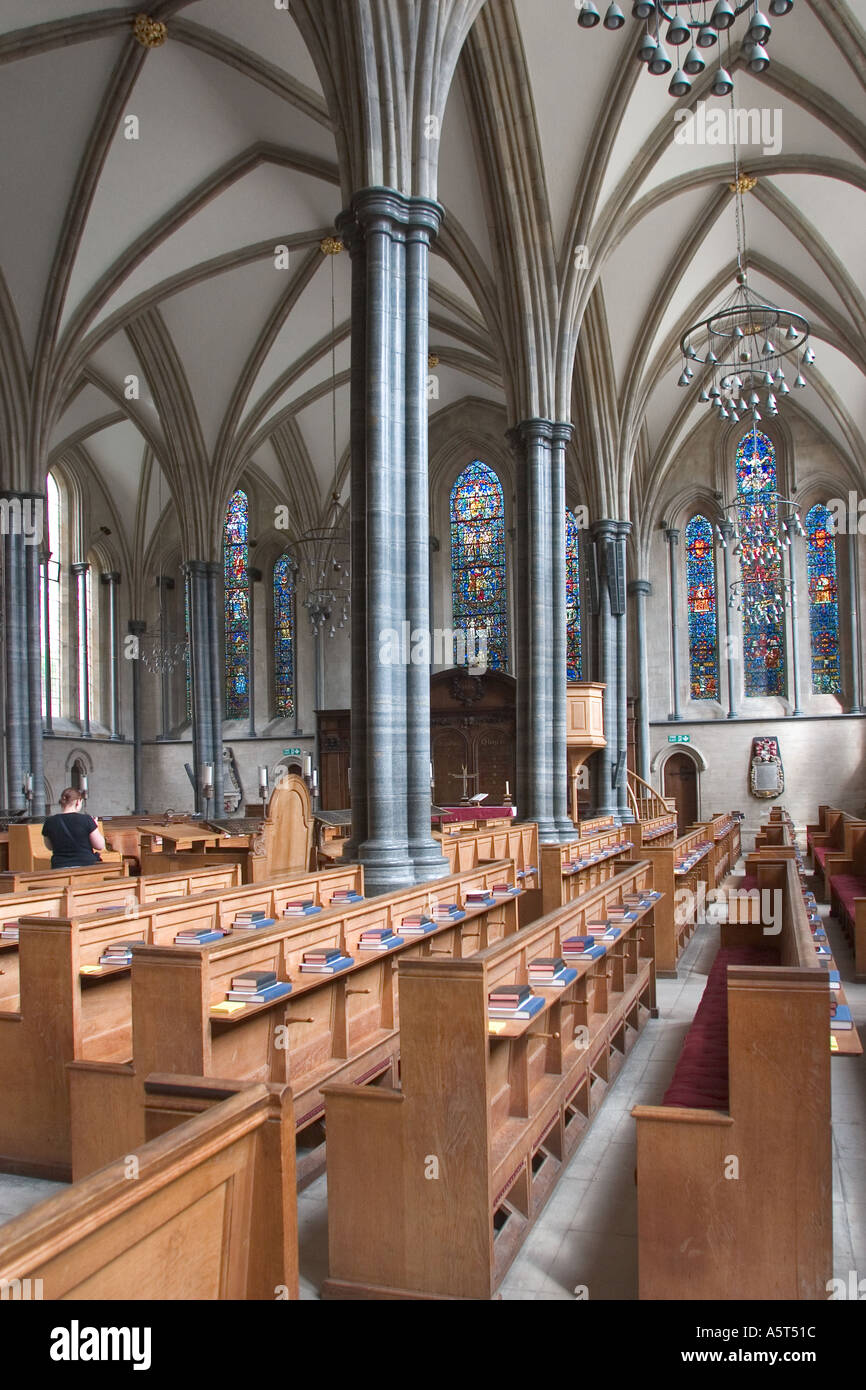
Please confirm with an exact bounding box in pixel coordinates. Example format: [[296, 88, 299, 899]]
[[685, 514, 719, 700], [224, 489, 250, 719], [566, 509, 582, 681], [805, 503, 841, 695], [273, 554, 296, 718], [41, 472, 63, 717], [736, 430, 785, 697], [449, 461, 508, 671]]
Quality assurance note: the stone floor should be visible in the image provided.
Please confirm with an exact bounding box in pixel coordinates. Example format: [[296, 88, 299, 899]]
[[1, 863, 864, 1302]]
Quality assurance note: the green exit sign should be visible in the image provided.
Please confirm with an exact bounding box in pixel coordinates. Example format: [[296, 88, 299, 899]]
[[668, 734, 691, 744], [282, 747, 303, 755]]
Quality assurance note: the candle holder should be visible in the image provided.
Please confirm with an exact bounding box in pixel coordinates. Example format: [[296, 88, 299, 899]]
[[22, 773, 34, 813], [201, 763, 214, 817]]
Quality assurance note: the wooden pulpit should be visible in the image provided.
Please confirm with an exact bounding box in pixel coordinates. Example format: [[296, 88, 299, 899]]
[[566, 682, 607, 825]]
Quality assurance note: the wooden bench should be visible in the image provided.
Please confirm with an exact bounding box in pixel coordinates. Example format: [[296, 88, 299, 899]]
[[0, 864, 241, 1010], [631, 813, 678, 848], [435, 821, 540, 923], [822, 821, 866, 982], [64, 860, 524, 1183], [0, 1081, 297, 1300], [321, 859, 659, 1300], [0, 863, 129, 894], [632, 854, 832, 1300], [628, 826, 716, 977], [6, 821, 125, 874], [808, 807, 866, 897], [0, 863, 365, 1178], [694, 813, 741, 884], [540, 826, 637, 915]]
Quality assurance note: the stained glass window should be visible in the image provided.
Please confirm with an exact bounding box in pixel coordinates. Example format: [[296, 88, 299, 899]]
[[224, 489, 249, 719], [736, 429, 786, 697], [449, 461, 508, 671], [274, 554, 296, 718], [685, 515, 719, 700], [566, 510, 582, 680], [806, 504, 841, 695]]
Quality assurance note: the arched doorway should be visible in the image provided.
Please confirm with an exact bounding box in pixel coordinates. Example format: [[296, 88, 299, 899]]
[[664, 752, 699, 836]]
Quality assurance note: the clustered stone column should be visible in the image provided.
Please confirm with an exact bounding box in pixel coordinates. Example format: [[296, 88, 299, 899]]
[[628, 579, 652, 788], [614, 522, 632, 821], [784, 527, 803, 716], [719, 521, 738, 719], [337, 189, 449, 892], [72, 560, 91, 736], [128, 618, 146, 814], [664, 527, 682, 721], [1, 490, 46, 814], [185, 560, 224, 816], [847, 532, 863, 715], [549, 424, 574, 838]]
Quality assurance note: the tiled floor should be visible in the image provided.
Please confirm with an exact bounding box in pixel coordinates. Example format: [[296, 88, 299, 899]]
[[2, 857, 864, 1302]]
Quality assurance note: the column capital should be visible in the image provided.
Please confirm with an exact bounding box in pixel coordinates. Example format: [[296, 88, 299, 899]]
[[509, 418, 555, 448], [184, 559, 220, 577], [590, 518, 618, 543], [128, 618, 146, 636], [550, 421, 574, 447], [101, 571, 121, 585], [70, 560, 90, 576], [718, 519, 735, 540], [664, 527, 680, 544], [613, 520, 632, 539], [343, 187, 444, 242], [628, 579, 652, 597]]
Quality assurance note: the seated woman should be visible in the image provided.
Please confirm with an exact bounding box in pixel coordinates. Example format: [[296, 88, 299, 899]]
[[42, 787, 107, 869]]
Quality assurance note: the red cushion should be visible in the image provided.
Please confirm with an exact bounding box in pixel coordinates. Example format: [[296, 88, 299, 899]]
[[814, 847, 828, 867]]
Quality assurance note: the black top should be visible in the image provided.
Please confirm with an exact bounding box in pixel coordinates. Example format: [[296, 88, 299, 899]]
[[41, 812, 101, 869]]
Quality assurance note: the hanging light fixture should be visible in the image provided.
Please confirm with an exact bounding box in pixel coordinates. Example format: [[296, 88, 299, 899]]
[[578, 0, 795, 96], [675, 82, 812, 425], [140, 468, 189, 676], [286, 239, 351, 640]]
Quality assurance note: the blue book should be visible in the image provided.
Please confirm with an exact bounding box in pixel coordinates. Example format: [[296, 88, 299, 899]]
[[529, 966, 578, 989], [828, 970, 841, 990], [232, 917, 276, 931], [562, 936, 594, 952], [300, 954, 355, 974], [489, 993, 546, 1020], [831, 1004, 853, 1031], [226, 980, 292, 1003], [330, 892, 364, 904], [175, 930, 224, 945], [602, 927, 622, 941], [574, 945, 607, 961], [815, 943, 832, 957], [359, 934, 405, 951], [812, 927, 827, 941]]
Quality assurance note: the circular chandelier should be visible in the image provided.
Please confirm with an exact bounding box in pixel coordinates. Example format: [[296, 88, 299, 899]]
[[576, 2, 795, 99], [286, 497, 350, 639], [139, 633, 188, 676]]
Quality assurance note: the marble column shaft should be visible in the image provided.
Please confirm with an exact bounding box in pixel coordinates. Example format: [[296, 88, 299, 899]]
[[719, 522, 738, 719], [129, 618, 146, 814], [614, 522, 631, 820], [785, 531, 803, 715], [72, 561, 91, 736], [550, 424, 573, 838], [590, 519, 619, 820], [186, 561, 214, 815], [629, 579, 651, 788], [848, 532, 863, 715], [102, 572, 121, 739], [1, 491, 45, 813]]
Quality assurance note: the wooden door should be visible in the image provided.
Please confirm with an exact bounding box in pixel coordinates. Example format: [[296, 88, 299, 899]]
[[664, 752, 698, 836]]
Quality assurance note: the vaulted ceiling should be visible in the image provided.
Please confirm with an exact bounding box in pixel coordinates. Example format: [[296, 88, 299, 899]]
[[0, 0, 863, 573]]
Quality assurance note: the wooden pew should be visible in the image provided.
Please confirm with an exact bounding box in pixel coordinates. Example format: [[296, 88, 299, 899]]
[[809, 807, 866, 898], [436, 821, 540, 923], [631, 813, 678, 848], [0, 864, 241, 1011], [632, 854, 832, 1300], [628, 826, 715, 977], [822, 820, 866, 982], [0, 1082, 297, 1301], [540, 826, 637, 915], [693, 813, 741, 884], [62, 860, 523, 1183], [321, 859, 659, 1300], [0, 862, 129, 894], [0, 863, 364, 1178]]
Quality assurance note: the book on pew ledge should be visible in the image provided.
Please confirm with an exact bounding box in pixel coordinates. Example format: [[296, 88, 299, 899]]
[[464, 891, 495, 908], [563, 941, 607, 961], [401, 913, 438, 935], [602, 926, 622, 941], [585, 918, 613, 936], [232, 911, 277, 931], [491, 882, 520, 897], [98, 939, 146, 966], [606, 907, 638, 921], [226, 978, 292, 1004], [283, 900, 322, 917], [95, 904, 129, 914], [358, 928, 405, 951], [528, 957, 578, 988], [830, 1003, 854, 1032], [431, 903, 465, 922], [1, 922, 19, 941], [300, 949, 355, 974], [623, 889, 661, 904], [174, 927, 226, 945], [488, 984, 545, 1020], [815, 943, 832, 959], [828, 970, 841, 992], [329, 890, 364, 904]]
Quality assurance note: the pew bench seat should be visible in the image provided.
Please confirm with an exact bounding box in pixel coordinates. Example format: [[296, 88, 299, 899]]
[[662, 946, 778, 1112]]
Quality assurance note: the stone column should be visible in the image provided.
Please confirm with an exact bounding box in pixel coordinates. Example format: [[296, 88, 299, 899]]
[[185, 562, 213, 816], [719, 521, 738, 718], [847, 532, 863, 715], [41, 545, 53, 735], [207, 561, 225, 816], [72, 561, 91, 736], [784, 528, 803, 716], [129, 619, 146, 814], [629, 579, 652, 788], [512, 419, 558, 841], [550, 424, 574, 839], [101, 572, 122, 739], [404, 204, 449, 879], [613, 522, 632, 821], [24, 532, 45, 813], [590, 520, 619, 819], [2, 521, 27, 810], [247, 566, 261, 738], [665, 528, 682, 721]]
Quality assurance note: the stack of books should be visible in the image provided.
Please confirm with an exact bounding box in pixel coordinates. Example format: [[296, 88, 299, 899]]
[[300, 947, 354, 974], [491, 882, 520, 898], [400, 912, 437, 936], [562, 935, 606, 961], [814, 942, 832, 961], [358, 926, 404, 951], [464, 889, 495, 909], [1, 921, 19, 942], [329, 889, 363, 905], [174, 925, 225, 945], [528, 956, 577, 989], [622, 890, 659, 909], [225, 969, 292, 1004], [607, 904, 638, 923], [487, 983, 544, 1020], [431, 902, 465, 924], [232, 910, 276, 931], [95, 904, 128, 914], [585, 918, 613, 937], [98, 939, 145, 966], [282, 900, 321, 918]]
